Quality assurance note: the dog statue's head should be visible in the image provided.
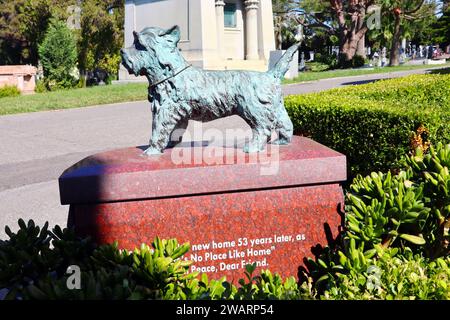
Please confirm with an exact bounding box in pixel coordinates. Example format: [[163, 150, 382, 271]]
[[121, 25, 186, 82]]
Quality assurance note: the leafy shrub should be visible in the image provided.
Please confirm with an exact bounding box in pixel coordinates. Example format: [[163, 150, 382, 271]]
[[285, 74, 450, 177], [312, 246, 450, 300], [0, 220, 304, 300], [351, 55, 365, 68], [337, 54, 368, 69], [314, 53, 338, 70], [38, 19, 78, 90], [0, 85, 20, 98], [346, 143, 449, 257], [34, 80, 47, 93], [306, 62, 330, 72], [302, 143, 450, 299], [97, 53, 121, 83]]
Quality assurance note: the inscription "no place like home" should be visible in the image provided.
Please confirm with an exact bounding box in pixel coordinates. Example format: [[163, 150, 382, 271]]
[[186, 234, 306, 274]]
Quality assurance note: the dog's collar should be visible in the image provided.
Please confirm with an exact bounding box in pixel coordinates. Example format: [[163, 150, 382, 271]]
[[149, 64, 192, 89]]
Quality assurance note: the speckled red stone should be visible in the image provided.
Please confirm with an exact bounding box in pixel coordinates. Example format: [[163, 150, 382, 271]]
[[59, 136, 347, 281]]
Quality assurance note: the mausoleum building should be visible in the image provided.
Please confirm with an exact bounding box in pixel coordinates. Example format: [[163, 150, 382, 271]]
[[119, 0, 276, 80]]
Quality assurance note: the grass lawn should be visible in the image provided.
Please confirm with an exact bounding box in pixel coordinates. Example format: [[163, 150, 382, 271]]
[[282, 62, 450, 84], [0, 82, 148, 116]]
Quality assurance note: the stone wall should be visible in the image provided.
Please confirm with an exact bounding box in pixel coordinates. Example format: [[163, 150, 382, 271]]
[[0, 65, 37, 94]]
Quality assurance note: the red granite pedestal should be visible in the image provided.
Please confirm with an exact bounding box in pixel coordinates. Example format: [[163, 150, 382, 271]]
[[59, 136, 346, 281]]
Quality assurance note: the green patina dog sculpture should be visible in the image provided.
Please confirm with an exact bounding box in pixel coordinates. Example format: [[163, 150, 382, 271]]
[[121, 25, 298, 155]]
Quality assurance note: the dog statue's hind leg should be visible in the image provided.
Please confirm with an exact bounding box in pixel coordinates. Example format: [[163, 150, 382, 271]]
[[244, 127, 271, 153], [271, 107, 293, 145], [167, 119, 189, 148]]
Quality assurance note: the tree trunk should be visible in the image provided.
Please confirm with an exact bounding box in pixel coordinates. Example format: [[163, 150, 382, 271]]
[[275, 32, 282, 50], [79, 69, 87, 87], [332, 0, 368, 63], [341, 38, 359, 61], [274, 16, 283, 50], [356, 37, 366, 57], [339, 19, 367, 62], [389, 15, 402, 66]]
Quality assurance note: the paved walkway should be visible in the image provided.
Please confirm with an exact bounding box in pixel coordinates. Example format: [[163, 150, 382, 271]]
[[0, 66, 446, 238]]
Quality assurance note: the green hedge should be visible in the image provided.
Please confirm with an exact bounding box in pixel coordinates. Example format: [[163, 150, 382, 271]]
[[285, 74, 450, 177], [0, 85, 20, 99]]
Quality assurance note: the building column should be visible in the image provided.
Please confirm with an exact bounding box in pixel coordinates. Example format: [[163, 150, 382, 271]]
[[215, 0, 225, 59], [120, 0, 137, 80], [244, 0, 259, 60]]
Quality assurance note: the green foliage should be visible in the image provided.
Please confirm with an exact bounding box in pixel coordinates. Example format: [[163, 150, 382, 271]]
[[305, 61, 331, 72], [431, 7, 450, 47], [347, 171, 430, 250], [303, 142, 450, 299], [406, 143, 450, 257], [367, 0, 437, 53], [0, 220, 303, 300], [0, 85, 20, 98], [0, 1, 124, 84], [2, 139, 450, 301], [38, 19, 78, 90], [34, 80, 48, 93], [347, 142, 450, 258], [351, 55, 365, 68], [317, 246, 450, 300], [285, 74, 450, 177], [77, 0, 124, 80], [337, 54, 366, 69], [0, 0, 73, 65], [315, 53, 338, 69], [272, 0, 302, 49]]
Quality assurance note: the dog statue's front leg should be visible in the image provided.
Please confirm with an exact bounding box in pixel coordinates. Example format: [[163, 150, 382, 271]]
[[144, 145, 163, 155], [144, 108, 178, 156]]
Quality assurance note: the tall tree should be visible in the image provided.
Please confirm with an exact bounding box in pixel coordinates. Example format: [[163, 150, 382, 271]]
[[272, 0, 305, 49], [0, 0, 73, 65], [38, 18, 78, 89], [277, 0, 438, 66], [0, 0, 123, 83], [384, 0, 432, 66], [286, 0, 374, 63], [431, 4, 450, 48], [0, 0, 28, 64], [77, 0, 124, 83], [329, 0, 373, 60]]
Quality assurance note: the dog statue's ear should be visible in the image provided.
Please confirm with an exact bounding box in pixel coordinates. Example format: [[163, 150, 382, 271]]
[[159, 25, 181, 46]]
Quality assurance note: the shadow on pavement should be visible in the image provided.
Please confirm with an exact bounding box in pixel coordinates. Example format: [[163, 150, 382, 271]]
[[341, 79, 381, 86], [430, 67, 450, 75]]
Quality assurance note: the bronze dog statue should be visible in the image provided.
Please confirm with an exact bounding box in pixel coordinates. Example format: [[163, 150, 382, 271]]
[[121, 25, 298, 155]]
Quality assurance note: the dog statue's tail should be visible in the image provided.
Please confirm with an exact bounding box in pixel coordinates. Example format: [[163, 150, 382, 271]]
[[268, 44, 299, 79]]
